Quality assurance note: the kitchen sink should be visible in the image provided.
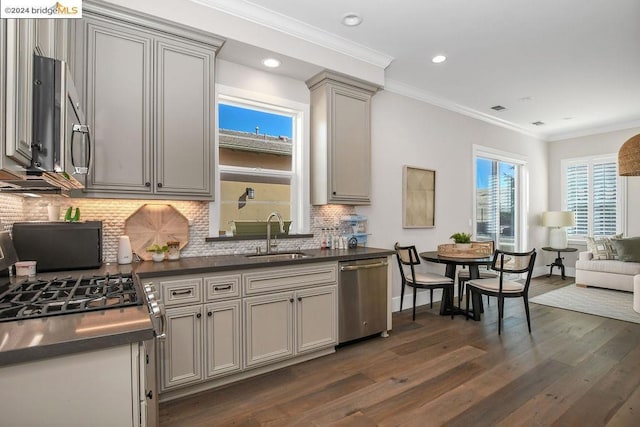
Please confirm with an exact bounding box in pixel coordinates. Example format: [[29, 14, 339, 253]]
[[245, 252, 311, 261]]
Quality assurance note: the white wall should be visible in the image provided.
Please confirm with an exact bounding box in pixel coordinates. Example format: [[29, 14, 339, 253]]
[[547, 127, 640, 268], [359, 90, 549, 303], [216, 59, 310, 104]]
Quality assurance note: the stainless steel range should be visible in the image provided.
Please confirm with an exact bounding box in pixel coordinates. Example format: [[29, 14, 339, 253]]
[[0, 274, 141, 322]]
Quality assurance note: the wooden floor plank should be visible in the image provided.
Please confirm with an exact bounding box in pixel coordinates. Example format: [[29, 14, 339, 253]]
[[291, 345, 486, 425], [158, 276, 640, 427], [495, 352, 618, 426], [552, 341, 640, 425]]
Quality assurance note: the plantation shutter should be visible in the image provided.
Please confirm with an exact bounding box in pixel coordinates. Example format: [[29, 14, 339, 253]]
[[592, 160, 618, 236], [566, 164, 588, 237], [564, 156, 620, 239]]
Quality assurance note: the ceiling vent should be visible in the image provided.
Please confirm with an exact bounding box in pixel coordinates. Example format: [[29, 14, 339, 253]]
[[531, 121, 545, 126], [491, 105, 506, 111]]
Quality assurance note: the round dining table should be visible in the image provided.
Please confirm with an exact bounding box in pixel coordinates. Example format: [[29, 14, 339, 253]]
[[419, 251, 493, 320]]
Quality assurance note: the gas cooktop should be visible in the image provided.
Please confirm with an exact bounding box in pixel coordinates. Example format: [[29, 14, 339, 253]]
[[0, 274, 142, 322]]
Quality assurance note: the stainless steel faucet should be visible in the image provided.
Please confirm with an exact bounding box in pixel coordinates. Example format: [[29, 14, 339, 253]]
[[266, 212, 285, 254]]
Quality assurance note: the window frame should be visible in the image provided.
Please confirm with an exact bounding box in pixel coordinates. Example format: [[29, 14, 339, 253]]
[[472, 145, 529, 252], [210, 85, 309, 236], [561, 154, 626, 242]]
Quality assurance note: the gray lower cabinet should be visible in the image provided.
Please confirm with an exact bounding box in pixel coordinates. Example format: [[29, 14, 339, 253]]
[[244, 291, 295, 368], [307, 71, 379, 205], [153, 263, 338, 397], [243, 262, 338, 367], [76, 8, 221, 200], [161, 305, 203, 390], [204, 300, 242, 378], [156, 273, 241, 392], [244, 284, 338, 368]]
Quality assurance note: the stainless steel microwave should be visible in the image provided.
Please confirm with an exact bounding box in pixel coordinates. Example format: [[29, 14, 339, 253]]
[[30, 54, 92, 189]]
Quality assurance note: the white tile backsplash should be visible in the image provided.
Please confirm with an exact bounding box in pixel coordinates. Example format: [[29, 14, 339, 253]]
[[0, 194, 357, 262]]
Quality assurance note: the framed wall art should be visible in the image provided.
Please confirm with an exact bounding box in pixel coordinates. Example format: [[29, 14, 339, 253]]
[[403, 165, 435, 228]]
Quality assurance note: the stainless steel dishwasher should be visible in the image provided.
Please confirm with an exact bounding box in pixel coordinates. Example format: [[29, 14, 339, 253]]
[[339, 257, 388, 343]]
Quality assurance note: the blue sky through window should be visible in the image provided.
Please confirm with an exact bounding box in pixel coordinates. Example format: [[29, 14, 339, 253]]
[[219, 104, 292, 138], [477, 158, 515, 189]]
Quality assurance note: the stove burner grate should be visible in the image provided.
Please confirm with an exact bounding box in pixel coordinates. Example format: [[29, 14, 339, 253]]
[[0, 274, 142, 322]]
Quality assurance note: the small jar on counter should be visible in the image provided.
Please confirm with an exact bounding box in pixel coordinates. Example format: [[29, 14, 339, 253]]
[[167, 241, 180, 260]]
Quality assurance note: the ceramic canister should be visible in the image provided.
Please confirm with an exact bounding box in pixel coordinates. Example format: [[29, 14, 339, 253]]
[[118, 235, 133, 265]]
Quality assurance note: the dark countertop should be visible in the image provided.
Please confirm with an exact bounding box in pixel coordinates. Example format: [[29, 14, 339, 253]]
[[134, 246, 395, 278], [0, 246, 393, 367]]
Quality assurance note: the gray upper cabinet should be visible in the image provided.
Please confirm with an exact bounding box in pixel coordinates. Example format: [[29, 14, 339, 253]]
[[81, 17, 153, 194], [3, 19, 36, 169], [307, 71, 378, 205], [76, 4, 222, 200], [1, 18, 73, 179], [155, 38, 213, 196]]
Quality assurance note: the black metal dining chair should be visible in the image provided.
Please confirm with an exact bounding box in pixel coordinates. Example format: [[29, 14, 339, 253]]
[[457, 241, 496, 307], [394, 242, 455, 320], [465, 248, 537, 334]]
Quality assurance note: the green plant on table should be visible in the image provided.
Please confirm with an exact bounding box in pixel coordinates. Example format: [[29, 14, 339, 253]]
[[146, 244, 169, 254], [449, 232, 472, 244]]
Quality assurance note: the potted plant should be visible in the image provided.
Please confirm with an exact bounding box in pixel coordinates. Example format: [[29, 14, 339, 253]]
[[450, 232, 472, 249], [146, 244, 169, 262]]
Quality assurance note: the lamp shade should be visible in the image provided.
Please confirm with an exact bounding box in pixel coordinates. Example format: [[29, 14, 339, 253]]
[[619, 133, 640, 176], [542, 211, 575, 227]]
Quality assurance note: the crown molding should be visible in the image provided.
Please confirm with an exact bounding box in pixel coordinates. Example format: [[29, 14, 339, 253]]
[[189, 0, 393, 69], [546, 119, 640, 142], [383, 78, 544, 141]]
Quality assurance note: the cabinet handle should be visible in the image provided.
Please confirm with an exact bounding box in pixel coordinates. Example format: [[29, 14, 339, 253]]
[[289, 298, 294, 303], [214, 285, 232, 291], [145, 182, 151, 187], [146, 390, 153, 400], [207, 311, 212, 317], [171, 289, 192, 296], [196, 313, 202, 318], [157, 182, 163, 188], [297, 296, 302, 302], [332, 191, 336, 195]]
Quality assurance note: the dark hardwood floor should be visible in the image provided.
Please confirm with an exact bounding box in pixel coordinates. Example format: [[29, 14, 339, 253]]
[[159, 276, 640, 426]]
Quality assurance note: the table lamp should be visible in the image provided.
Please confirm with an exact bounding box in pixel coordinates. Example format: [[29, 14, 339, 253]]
[[542, 211, 575, 249]]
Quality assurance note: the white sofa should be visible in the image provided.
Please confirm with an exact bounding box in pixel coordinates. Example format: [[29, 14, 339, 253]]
[[575, 251, 640, 292]]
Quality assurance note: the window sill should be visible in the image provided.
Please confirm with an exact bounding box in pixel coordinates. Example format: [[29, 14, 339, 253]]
[[205, 233, 314, 242]]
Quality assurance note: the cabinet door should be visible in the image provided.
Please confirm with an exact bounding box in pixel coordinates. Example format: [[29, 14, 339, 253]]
[[160, 305, 203, 391], [83, 18, 153, 193], [330, 85, 371, 203], [244, 292, 294, 368], [154, 38, 213, 197], [204, 300, 242, 379], [34, 19, 55, 58], [296, 285, 338, 354], [4, 19, 35, 166]]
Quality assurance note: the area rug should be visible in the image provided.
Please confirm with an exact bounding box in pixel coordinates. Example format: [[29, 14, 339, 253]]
[[530, 284, 640, 324]]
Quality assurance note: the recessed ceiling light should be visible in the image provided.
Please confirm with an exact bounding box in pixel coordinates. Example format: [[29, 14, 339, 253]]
[[491, 105, 507, 111], [519, 96, 534, 102], [262, 58, 281, 68], [432, 55, 447, 64], [563, 117, 573, 120], [342, 13, 362, 27], [531, 121, 545, 126]]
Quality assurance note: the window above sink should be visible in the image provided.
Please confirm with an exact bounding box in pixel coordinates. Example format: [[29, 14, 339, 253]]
[[212, 89, 308, 238]]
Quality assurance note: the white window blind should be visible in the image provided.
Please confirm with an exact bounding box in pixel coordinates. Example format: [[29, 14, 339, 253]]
[[563, 155, 623, 238]]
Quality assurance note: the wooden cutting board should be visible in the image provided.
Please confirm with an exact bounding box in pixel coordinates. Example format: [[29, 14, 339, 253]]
[[124, 204, 189, 261]]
